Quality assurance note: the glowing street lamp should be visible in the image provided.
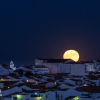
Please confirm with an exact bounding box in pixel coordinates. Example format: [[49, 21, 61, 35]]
[[17, 95, 21, 98], [73, 96, 79, 100]]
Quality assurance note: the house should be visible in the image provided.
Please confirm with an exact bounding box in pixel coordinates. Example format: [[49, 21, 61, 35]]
[[33, 66, 50, 75], [56, 88, 81, 100], [35, 59, 87, 76], [65, 96, 81, 100], [38, 91, 56, 100], [0, 64, 13, 75], [58, 83, 76, 89], [45, 82, 56, 88], [11, 93, 31, 100], [2, 86, 22, 96]]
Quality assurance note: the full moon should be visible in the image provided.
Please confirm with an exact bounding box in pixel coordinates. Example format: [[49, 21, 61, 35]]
[[63, 50, 79, 62]]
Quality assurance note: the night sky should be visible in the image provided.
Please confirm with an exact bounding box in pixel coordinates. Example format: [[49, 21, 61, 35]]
[[0, 0, 100, 65]]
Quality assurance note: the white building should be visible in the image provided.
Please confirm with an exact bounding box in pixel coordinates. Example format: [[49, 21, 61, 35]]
[[35, 59, 100, 75], [2, 86, 22, 96], [11, 91, 56, 100], [35, 59, 87, 75], [0, 64, 13, 75], [38, 91, 56, 100], [85, 61, 96, 72], [10, 61, 16, 70], [33, 66, 50, 75], [56, 88, 81, 100], [70, 63, 87, 76]]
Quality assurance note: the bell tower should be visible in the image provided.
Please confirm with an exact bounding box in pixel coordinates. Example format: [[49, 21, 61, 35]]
[[10, 60, 14, 69]]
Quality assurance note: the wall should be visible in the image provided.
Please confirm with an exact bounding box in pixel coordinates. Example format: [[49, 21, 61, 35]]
[[59, 84, 70, 89], [0, 83, 4, 88], [2, 87, 22, 96], [43, 63, 58, 74], [63, 89, 81, 99], [45, 82, 56, 88], [35, 59, 44, 66], [43, 63, 70, 74], [70, 64, 86, 76], [63, 64, 71, 73], [11, 94, 30, 100], [85, 63, 95, 72]]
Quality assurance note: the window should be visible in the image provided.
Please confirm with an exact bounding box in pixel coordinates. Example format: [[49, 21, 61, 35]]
[[56, 94, 57, 98], [61, 94, 62, 98], [35, 93, 37, 95], [85, 65, 86, 72], [76, 82, 77, 85], [13, 97, 17, 100], [46, 95, 48, 98], [81, 94, 89, 96]]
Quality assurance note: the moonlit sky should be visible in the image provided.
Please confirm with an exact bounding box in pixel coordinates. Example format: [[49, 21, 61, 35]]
[[0, 0, 100, 65]]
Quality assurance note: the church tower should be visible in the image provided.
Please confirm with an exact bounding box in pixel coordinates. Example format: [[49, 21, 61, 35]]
[[10, 60, 16, 70], [10, 60, 14, 68]]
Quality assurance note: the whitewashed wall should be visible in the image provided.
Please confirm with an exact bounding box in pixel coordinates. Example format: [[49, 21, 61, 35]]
[[70, 64, 86, 76]]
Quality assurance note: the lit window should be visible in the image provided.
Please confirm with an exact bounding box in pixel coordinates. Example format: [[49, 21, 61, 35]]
[[84, 84, 86, 86], [35, 93, 37, 95], [26, 80, 28, 82], [17, 95, 21, 98], [0, 94, 2, 96]]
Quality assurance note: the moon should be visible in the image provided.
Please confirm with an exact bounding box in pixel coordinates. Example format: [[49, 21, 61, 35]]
[[63, 50, 79, 62]]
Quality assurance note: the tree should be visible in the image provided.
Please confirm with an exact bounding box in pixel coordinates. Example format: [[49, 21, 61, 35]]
[[9, 73, 16, 76], [24, 72, 34, 76], [17, 69, 23, 76]]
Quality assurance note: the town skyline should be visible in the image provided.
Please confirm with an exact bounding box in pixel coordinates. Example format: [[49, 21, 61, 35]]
[[0, 58, 100, 100]]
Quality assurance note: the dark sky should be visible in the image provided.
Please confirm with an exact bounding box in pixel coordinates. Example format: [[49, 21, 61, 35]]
[[0, 0, 100, 65]]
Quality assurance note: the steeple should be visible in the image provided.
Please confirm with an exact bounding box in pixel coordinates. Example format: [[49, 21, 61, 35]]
[[10, 60, 14, 68], [10, 60, 16, 70]]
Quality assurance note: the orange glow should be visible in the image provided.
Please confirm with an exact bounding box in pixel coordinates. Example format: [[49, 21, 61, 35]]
[[63, 50, 79, 62]]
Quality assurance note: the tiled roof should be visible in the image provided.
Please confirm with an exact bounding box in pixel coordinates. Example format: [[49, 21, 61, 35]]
[[22, 88, 35, 93], [70, 79, 82, 82], [39, 90, 47, 93], [24, 66, 33, 69], [76, 86, 100, 93], [35, 66, 48, 68], [25, 84, 42, 90], [4, 92, 21, 97], [31, 95, 38, 97], [65, 83, 75, 87], [65, 96, 77, 99], [44, 59, 71, 63]]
